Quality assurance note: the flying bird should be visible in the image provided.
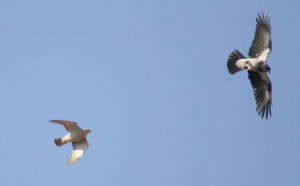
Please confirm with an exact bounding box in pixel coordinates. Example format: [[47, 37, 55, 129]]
[[227, 11, 272, 119], [50, 120, 91, 165]]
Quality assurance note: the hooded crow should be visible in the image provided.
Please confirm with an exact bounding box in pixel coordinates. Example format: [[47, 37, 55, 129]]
[[227, 11, 272, 119]]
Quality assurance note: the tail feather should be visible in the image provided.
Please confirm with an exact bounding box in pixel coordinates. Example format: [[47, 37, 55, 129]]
[[227, 50, 246, 74], [54, 138, 67, 146]]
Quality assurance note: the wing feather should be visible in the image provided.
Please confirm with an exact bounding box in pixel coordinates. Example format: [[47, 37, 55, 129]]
[[248, 71, 272, 119], [50, 120, 79, 132], [68, 139, 89, 165], [248, 11, 272, 61]]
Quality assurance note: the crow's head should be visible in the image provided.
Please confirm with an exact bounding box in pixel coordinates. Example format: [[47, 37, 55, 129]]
[[258, 63, 271, 73]]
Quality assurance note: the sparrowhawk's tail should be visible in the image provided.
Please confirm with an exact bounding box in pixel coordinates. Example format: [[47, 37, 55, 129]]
[[54, 138, 67, 146]]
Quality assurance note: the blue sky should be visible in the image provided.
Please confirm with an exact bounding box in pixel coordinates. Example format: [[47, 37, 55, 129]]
[[1, 0, 300, 186]]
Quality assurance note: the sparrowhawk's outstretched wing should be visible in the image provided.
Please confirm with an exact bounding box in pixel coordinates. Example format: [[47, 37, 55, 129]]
[[50, 120, 79, 132], [68, 139, 89, 165]]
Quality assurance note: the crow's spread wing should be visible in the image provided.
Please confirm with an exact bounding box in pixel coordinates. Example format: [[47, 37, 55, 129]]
[[248, 12, 272, 61], [248, 71, 272, 119]]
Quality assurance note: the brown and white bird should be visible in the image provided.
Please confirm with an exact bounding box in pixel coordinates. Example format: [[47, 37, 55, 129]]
[[227, 11, 272, 119], [50, 120, 91, 165]]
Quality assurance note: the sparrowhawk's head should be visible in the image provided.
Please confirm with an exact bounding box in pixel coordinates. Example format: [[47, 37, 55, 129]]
[[84, 128, 91, 133]]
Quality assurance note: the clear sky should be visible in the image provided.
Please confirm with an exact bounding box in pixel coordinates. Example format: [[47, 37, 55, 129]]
[[1, 0, 299, 186]]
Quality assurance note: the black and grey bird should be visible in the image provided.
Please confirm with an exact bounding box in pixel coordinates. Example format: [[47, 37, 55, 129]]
[[227, 11, 272, 119]]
